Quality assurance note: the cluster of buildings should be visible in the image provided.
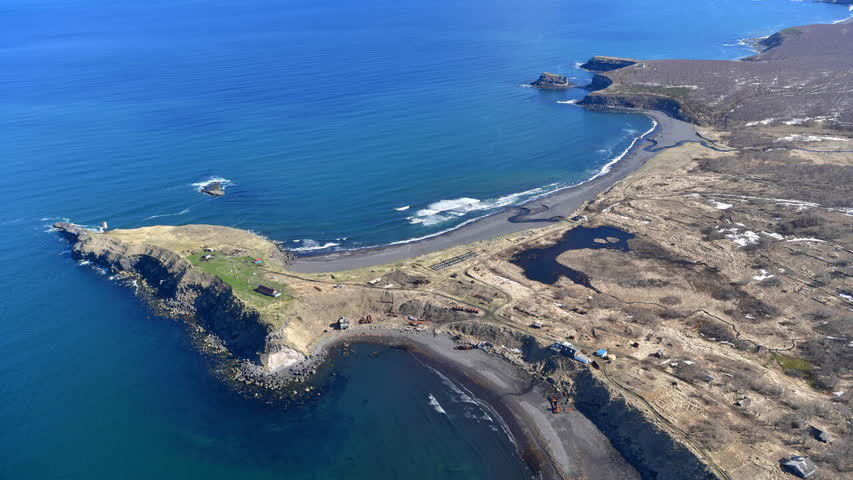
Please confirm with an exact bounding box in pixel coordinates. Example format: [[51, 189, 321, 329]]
[[549, 341, 593, 364]]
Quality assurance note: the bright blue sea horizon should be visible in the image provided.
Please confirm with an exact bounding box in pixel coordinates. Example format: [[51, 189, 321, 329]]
[[1, 1, 848, 479]]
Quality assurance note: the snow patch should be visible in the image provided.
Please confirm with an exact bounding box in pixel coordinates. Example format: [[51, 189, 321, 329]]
[[775, 134, 849, 143], [745, 118, 775, 126], [753, 269, 774, 281], [710, 200, 733, 210], [719, 228, 760, 247]]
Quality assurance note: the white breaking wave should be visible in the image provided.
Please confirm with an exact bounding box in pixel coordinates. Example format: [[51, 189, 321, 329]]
[[143, 208, 190, 221], [428, 394, 447, 415], [407, 185, 554, 227], [585, 118, 657, 182], [192, 177, 233, 192], [290, 239, 341, 252], [722, 38, 749, 47], [833, 9, 853, 24], [371, 116, 657, 248], [556, 99, 578, 104], [394, 205, 410, 211], [423, 363, 496, 424], [307, 115, 658, 253]]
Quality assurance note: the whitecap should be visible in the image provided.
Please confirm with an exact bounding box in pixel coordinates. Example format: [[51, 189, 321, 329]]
[[556, 99, 578, 104], [407, 186, 554, 227], [428, 394, 447, 415], [394, 205, 410, 211], [290, 239, 341, 252]]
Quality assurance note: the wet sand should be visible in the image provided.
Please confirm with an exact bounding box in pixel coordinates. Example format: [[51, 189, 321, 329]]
[[310, 327, 640, 480], [290, 110, 699, 273]]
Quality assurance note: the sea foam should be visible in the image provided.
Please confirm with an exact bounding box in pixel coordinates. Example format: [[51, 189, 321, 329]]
[[428, 394, 447, 415], [192, 177, 233, 193], [406, 185, 554, 227], [143, 208, 190, 221], [290, 239, 341, 252]]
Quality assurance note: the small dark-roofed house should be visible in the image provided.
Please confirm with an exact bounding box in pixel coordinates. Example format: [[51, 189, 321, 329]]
[[255, 285, 281, 297], [810, 426, 830, 443], [782, 456, 817, 478]]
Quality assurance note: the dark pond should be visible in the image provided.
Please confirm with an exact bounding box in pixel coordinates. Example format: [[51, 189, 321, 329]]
[[510, 226, 635, 288]]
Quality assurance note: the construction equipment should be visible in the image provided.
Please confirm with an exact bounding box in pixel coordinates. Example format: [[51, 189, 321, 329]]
[[548, 396, 562, 414]]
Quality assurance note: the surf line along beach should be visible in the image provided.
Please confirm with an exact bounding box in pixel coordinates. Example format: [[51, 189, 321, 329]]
[[289, 110, 700, 273]]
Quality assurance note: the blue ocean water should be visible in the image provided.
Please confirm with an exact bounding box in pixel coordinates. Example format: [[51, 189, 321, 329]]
[[1, 1, 848, 478]]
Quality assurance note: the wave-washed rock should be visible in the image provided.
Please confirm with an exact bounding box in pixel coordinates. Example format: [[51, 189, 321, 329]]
[[530, 72, 574, 89]]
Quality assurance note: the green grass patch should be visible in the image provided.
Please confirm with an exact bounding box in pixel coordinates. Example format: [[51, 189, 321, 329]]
[[781, 27, 803, 36], [771, 352, 819, 389], [772, 353, 813, 372], [188, 253, 291, 308]]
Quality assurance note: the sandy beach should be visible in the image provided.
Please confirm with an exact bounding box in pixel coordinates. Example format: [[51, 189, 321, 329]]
[[290, 110, 699, 273], [307, 326, 640, 480]]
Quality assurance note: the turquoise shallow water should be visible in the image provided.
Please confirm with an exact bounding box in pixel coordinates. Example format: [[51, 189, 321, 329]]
[[1, 0, 849, 478]]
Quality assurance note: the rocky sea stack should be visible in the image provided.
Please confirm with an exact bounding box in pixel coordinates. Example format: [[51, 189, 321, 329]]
[[529, 72, 573, 89], [202, 182, 225, 196]]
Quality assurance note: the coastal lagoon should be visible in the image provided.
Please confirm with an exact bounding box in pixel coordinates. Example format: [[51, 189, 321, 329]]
[[1, 0, 849, 478]]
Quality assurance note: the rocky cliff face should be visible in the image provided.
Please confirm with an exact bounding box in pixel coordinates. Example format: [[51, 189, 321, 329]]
[[571, 370, 719, 480], [55, 223, 275, 363], [580, 56, 637, 72], [578, 93, 692, 122]]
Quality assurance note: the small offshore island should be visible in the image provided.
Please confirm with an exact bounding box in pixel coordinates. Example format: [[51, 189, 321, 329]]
[[56, 17, 851, 480]]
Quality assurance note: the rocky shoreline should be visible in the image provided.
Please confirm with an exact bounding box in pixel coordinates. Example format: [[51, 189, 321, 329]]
[[54, 221, 723, 480]]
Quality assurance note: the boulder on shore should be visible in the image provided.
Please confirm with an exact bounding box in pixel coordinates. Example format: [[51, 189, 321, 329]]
[[202, 182, 225, 197], [530, 72, 573, 89]]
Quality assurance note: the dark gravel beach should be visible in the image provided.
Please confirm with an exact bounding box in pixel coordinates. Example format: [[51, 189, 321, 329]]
[[311, 327, 640, 480]]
